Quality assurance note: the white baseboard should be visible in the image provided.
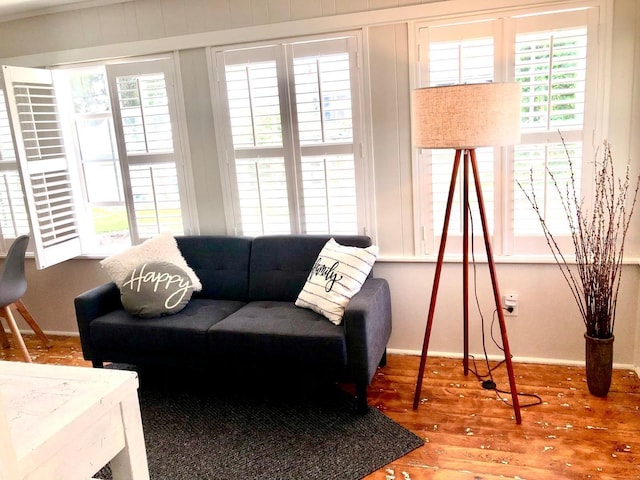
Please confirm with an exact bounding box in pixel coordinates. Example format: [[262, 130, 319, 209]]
[[386, 348, 636, 371], [41, 330, 81, 337], [3, 328, 80, 337]]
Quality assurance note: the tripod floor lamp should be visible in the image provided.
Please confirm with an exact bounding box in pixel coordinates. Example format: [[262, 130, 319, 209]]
[[411, 82, 523, 424]]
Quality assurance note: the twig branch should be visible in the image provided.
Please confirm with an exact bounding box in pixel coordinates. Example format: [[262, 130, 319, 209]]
[[516, 134, 639, 338]]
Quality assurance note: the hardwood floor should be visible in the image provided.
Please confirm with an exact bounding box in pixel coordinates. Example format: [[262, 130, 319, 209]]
[[2, 334, 639, 479]]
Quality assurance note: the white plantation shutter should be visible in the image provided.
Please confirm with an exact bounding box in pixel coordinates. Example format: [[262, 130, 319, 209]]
[[429, 37, 494, 86], [234, 156, 290, 235], [298, 154, 356, 234], [106, 59, 187, 242], [1, 65, 82, 268], [292, 40, 358, 234], [516, 28, 587, 132], [513, 141, 582, 234], [511, 13, 590, 253], [221, 49, 290, 235], [293, 52, 354, 145], [225, 58, 282, 148], [129, 163, 183, 238], [215, 35, 362, 237]]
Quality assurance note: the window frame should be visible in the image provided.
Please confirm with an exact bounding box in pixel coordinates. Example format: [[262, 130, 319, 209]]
[[412, 4, 606, 258], [104, 57, 194, 244], [209, 31, 373, 238]]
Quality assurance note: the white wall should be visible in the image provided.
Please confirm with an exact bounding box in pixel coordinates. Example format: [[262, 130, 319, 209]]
[[1, 0, 639, 368], [375, 261, 640, 365], [627, 0, 640, 375]]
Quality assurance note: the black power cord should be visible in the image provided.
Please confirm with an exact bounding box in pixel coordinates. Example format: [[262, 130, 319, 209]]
[[466, 202, 543, 409]]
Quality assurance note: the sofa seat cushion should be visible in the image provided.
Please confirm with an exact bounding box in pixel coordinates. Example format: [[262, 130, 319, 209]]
[[208, 301, 348, 370], [91, 299, 246, 355]]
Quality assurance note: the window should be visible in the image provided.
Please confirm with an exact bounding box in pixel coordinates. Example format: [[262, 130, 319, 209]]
[[105, 60, 189, 243], [66, 66, 127, 251], [415, 6, 601, 256], [512, 23, 589, 253], [0, 56, 194, 267], [211, 34, 368, 236]]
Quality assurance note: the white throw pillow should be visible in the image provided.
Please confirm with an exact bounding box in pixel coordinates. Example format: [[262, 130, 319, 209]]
[[101, 233, 202, 291], [295, 238, 378, 325]]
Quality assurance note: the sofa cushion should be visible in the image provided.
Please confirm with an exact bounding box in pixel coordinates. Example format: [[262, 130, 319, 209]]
[[249, 235, 372, 302], [208, 301, 347, 370], [176, 236, 252, 301], [295, 238, 378, 325], [120, 261, 194, 318], [91, 299, 246, 356]]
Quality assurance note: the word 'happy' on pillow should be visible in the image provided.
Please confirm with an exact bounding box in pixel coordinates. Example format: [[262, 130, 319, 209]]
[[122, 263, 193, 310]]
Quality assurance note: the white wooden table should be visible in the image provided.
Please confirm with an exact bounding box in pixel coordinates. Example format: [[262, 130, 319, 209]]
[[0, 361, 149, 480]]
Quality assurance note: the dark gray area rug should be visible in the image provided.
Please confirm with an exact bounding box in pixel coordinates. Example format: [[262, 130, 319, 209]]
[[96, 365, 423, 480]]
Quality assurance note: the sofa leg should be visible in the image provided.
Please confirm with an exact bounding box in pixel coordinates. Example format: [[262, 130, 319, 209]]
[[378, 349, 387, 367], [92, 360, 104, 368], [356, 383, 368, 413]]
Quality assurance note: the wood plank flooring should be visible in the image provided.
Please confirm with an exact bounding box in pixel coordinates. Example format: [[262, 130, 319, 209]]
[[1, 334, 639, 479]]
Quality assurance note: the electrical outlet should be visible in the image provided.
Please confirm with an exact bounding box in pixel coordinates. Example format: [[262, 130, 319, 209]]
[[503, 293, 518, 317]]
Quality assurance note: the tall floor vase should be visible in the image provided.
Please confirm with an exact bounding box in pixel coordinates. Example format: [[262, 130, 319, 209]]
[[584, 334, 614, 397]]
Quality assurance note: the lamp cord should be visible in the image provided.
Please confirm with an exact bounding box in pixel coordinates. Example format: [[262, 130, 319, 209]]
[[466, 201, 542, 409]]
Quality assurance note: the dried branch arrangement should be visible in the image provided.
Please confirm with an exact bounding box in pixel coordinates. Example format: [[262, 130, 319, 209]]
[[517, 138, 639, 339]]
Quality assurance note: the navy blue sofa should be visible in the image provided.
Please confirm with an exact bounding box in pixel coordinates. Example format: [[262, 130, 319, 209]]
[[74, 234, 392, 410]]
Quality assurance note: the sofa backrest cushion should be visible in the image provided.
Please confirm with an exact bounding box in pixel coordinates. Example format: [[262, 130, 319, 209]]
[[176, 236, 252, 301], [248, 235, 372, 302]]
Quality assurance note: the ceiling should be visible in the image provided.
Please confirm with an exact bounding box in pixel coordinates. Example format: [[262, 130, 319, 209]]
[[0, 0, 115, 21]]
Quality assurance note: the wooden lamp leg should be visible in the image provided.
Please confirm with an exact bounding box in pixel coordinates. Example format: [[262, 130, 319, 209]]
[[413, 149, 462, 410], [462, 150, 470, 375], [469, 149, 521, 424]]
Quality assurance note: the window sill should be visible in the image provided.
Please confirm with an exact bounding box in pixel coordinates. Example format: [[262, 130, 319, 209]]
[[377, 254, 640, 266]]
